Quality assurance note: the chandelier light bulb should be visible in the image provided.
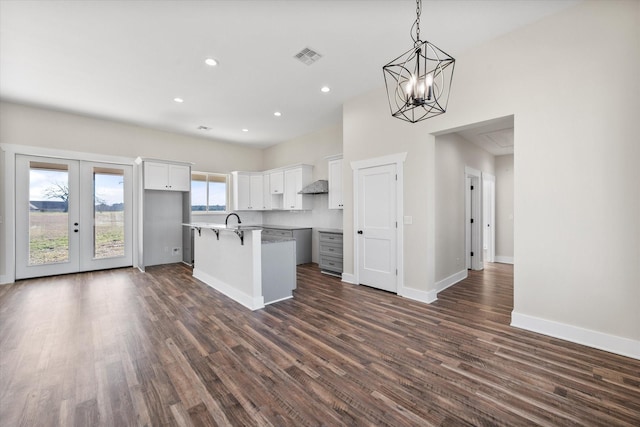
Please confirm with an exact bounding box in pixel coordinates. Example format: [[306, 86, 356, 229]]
[[426, 73, 433, 100]]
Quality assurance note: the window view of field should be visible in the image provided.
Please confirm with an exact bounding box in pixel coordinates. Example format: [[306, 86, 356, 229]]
[[29, 166, 125, 265], [191, 172, 227, 212]]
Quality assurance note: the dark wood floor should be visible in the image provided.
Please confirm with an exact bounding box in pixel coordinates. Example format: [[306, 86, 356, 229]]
[[1, 263, 638, 426]]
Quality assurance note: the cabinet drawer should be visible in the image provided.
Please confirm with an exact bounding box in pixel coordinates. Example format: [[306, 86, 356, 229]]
[[319, 232, 343, 244], [320, 254, 343, 273], [319, 241, 342, 256], [262, 228, 293, 238]]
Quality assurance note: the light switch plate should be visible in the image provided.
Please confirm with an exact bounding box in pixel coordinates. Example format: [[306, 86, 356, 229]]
[[403, 216, 413, 225]]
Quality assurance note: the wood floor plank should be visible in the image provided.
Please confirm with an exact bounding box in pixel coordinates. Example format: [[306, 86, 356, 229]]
[[1, 262, 638, 426]]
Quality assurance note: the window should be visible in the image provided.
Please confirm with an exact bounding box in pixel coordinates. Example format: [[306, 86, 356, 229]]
[[191, 172, 228, 213]]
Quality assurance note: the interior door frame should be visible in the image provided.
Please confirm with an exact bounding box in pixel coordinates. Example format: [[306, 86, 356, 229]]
[[0, 143, 137, 284], [351, 152, 406, 294]]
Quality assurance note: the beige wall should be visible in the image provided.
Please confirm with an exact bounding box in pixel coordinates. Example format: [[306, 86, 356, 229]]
[[262, 124, 342, 179], [495, 155, 514, 260], [434, 133, 495, 282], [0, 102, 263, 173], [343, 0, 640, 343]]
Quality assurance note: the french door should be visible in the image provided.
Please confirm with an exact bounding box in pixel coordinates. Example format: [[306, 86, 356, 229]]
[[15, 155, 133, 279]]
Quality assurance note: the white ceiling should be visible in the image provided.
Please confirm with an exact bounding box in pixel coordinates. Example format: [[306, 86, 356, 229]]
[[0, 0, 580, 148], [455, 116, 515, 156]]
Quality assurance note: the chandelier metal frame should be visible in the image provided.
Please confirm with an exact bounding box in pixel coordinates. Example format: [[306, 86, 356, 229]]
[[383, 0, 455, 123]]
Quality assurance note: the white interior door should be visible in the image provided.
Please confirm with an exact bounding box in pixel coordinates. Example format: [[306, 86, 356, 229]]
[[465, 168, 483, 271], [482, 173, 496, 263], [16, 155, 133, 279], [357, 163, 397, 292]]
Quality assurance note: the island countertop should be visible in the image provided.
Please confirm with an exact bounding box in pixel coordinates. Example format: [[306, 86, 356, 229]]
[[184, 223, 295, 244]]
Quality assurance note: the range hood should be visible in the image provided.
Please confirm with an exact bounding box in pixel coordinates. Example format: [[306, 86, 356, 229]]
[[298, 179, 328, 194]]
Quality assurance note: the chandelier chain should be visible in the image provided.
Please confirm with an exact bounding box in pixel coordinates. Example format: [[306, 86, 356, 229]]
[[415, 0, 421, 42]]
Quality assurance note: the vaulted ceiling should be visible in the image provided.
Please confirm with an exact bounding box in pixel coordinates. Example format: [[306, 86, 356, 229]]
[[0, 0, 580, 148]]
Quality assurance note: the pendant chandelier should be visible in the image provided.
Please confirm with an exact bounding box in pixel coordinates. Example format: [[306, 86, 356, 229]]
[[383, 0, 455, 123]]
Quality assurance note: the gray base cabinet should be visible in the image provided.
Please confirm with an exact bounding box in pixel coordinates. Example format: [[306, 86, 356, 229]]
[[318, 230, 343, 276], [262, 240, 297, 304], [262, 227, 311, 265]]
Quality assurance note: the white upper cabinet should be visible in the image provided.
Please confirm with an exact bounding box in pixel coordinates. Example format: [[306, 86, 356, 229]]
[[262, 173, 272, 210], [270, 170, 284, 194], [231, 172, 263, 210], [144, 161, 191, 191], [249, 174, 264, 211], [283, 165, 313, 210], [328, 157, 343, 209]]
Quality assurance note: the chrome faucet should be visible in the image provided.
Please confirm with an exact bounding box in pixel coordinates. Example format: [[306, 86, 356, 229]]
[[225, 212, 241, 227]]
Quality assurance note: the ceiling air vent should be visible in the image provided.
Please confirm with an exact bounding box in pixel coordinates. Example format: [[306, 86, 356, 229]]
[[294, 47, 322, 65]]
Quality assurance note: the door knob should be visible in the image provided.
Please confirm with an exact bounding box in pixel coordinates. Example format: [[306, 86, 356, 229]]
[[74, 222, 79, 226], [357, 230, 363, 234]]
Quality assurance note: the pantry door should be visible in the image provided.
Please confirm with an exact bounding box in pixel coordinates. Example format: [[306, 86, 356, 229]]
[[15, 155, 133, 279]]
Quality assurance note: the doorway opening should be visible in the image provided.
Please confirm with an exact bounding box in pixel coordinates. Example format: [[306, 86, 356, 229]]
[[433, 115, 514, 295]]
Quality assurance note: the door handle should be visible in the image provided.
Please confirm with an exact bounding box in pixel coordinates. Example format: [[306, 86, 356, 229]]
[[357, 230, 363, 234]]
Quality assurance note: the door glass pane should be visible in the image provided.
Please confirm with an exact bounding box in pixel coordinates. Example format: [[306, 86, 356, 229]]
[[93, 167, 125, 259], [28, 162, 69, 265]]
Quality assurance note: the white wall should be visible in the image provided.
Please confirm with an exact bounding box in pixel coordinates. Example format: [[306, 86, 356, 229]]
[[435, 133, 495, 282], [495, 154, 514, 262], [343, 0, 639, 354]]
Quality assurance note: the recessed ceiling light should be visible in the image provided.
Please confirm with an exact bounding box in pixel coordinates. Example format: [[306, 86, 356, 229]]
[[274, 111, 282, 117], [321, 86, 330, 93], [242, 128, 249, 132], [205, 58, 218, 67], [173, 97, 184, 103]]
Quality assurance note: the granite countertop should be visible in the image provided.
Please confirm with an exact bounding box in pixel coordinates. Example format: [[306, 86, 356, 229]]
[[183, 222, 262, 231], [316, 228, 343, 234], [261, 224, 312, 230], [261, 236, 295, 245]]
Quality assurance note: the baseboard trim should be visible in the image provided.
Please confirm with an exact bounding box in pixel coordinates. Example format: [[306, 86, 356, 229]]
[[0, 275, 13, 285], [494, 256, 514, 264], [341, 273, 357, 284], [436, 270, 468, 294], [400, 286, 437, 304], [511, 311, 640, 360], [193, 268, 264, 311]]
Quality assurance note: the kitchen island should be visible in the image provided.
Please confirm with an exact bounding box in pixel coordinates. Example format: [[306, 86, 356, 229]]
[[185, 223, 296, 310]]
